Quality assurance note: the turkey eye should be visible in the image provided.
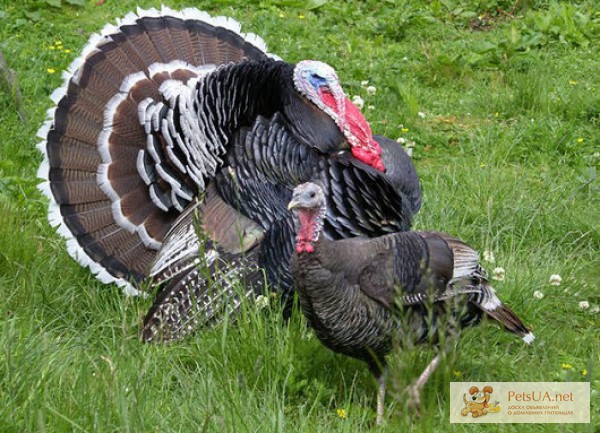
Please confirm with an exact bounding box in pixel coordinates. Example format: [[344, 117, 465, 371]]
[[309, 192, 316, 198]]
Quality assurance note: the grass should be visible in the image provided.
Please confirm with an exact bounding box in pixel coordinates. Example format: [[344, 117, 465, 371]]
[[0, 0, 598, 431]]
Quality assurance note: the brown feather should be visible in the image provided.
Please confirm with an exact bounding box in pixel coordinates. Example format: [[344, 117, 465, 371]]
[[61, 202, 114, 232], [47, 136, 101, 172], [141, 18, 179, 63]]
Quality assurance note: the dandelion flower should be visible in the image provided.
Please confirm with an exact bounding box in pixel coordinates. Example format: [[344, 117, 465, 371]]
[[351, 95, 364, 110], [581, 369, 588, 376], [336, 408, 347, 419], [533, 290, 544, 300], [483, 250, 495, 263], [47, 68, 56, 74], [360, 80, 369, 88], [48, 45, 55, 50], [549, 274, 562, 286], [400, 127, 409, 133], [576, 138, 584, 143], [561, 363, 573, 370], [492, 267, 505, 281], [366, 85, 377, 96], [64, 49, 71, 53], [255, 295, 269, 310], [298, 14, 305, 19], [579, 301, 590, 310]]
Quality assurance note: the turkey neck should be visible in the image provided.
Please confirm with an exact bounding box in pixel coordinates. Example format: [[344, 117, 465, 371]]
[[294, 206, 325, 253]]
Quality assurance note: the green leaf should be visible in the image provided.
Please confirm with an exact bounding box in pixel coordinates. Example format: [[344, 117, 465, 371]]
[[471, 41, 498, 54], [24, 10, 42, 21], [306, 0, 329, 10], [65, 0, 86, 6], [44, 0, 62, 8]]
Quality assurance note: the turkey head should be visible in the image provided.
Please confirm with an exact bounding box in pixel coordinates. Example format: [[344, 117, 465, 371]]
[[289, 61, 385, 172], [287, 181, 327, 253]]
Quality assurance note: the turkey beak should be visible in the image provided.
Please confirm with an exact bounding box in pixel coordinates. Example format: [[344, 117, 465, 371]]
[[287, 198, 300, 211]]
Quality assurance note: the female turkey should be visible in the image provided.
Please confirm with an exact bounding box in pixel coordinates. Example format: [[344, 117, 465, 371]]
[[36, 7, 421, 341], [288, 182, 534, 425]]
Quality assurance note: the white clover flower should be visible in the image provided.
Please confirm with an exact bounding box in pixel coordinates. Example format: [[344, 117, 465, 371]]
[[367, 105, 375, 111], [396, 137, 407, 144], [533, 290, 544, 300], [417, 111, 426, 119], [492, 267, 505, 281], [351, 95, 364, 110], [549, 274, 562, 286], [360, 80, 369, 88], [366, 85, 377, 96], [579, 301, 590, 310], [590, 305, 599, 314], [255, 295, 269, 310], [403, 141, 415, 157], [483, 250, 495, 263]]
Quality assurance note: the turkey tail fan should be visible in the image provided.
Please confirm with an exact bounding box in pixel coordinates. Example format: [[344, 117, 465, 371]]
[[37, 6, 277, 294]]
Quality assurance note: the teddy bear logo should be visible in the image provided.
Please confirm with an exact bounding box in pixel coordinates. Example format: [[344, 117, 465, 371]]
[[460, 385, 501, 417]]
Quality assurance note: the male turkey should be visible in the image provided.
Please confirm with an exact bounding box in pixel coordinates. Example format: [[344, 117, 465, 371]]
[[36, 7, 421, 342], [288, 182, 534, 425]]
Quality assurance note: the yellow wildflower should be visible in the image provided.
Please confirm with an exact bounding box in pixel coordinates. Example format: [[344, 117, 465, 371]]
[[298, 14, 305, 19], [336, 408, 347, 419], [55, 40, 62, 46], [48, 46, 55, 50], [561, 363, 573, 370], [581, 369, 588, 376], [453, 370, 462, 377], [64, 49, 71, 53], [47, 68, 56, 74], [576, 138, 584, 143], [568, 80, 577, 85], [400, 127, 409, 133]]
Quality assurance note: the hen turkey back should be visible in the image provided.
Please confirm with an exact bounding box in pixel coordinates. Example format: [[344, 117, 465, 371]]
[[36, 6, 385, 295]]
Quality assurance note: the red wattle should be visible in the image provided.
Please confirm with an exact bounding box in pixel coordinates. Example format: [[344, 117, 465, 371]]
[[296, 210, 318, 254], [319, 90, 337, 112], [296, 242, 314, 254], [318, 90, 386, 172]]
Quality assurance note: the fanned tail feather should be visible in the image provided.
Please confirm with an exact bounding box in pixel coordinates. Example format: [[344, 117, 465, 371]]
[[37, 7, 277, 293]]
